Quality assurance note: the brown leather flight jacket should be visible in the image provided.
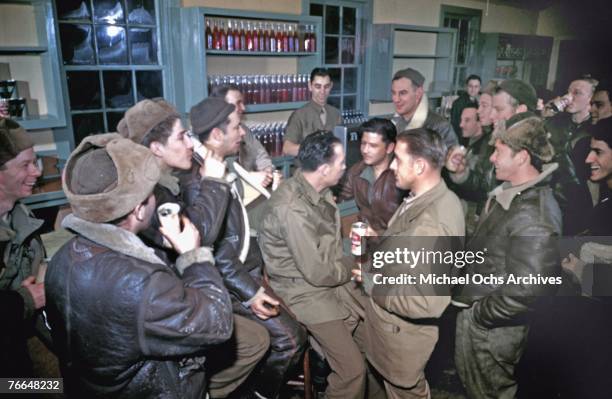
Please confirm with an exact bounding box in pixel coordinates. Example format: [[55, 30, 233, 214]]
[[338, 160, 407, 233]]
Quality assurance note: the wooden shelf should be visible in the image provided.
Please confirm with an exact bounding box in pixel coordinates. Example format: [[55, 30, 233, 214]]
[[0, 46, 48, 54], [394, 54, 448, 59], [245, 101, 307, 113]]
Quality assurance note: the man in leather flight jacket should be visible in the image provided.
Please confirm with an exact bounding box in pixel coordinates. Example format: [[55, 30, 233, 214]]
[[188, 98, 307, 399], [46, 134, 234, 398]]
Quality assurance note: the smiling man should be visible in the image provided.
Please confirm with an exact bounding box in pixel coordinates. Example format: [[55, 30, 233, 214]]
[[0, 118, 45, 376], [585, 117, 612, 233], [390, 68, 458, 149], [338, 118, 407, 233], [454, 114, 561, 399], [283, 68, 342, 156]]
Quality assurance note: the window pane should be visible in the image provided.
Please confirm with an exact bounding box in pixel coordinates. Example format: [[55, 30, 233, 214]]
[[341, 37, 355, 64], [96, 25, 128, 64], [67, 71, 101, 109], [325, 6, 339, 35], [93, 0, 125, 24], [128, 0, 156, 25], [129, 27, 157, 64], [310, 3, 323, 17], [342, 7, 356, 35], [136, 70, 163, 100], [344, 67, 357, 93], [328, 68, 341, 95], [328, 96, 341, 109], [57, 0, 91, 21], [106, 111, 125, 132], [103, 71, 134, 108], [72, 113, 104, 145], [344, 95, 356, 110], [325, 36, 339, 64], [59, 24, 95, 65]]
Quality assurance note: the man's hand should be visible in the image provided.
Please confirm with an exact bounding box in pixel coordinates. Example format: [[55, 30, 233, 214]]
[[21, 276, 45, 309], [351, 268, 362, 283], [445, 145, 467, 173], [160, 215, 201, 254], [250, 170, 273, 188], [250, 290, 280, 320], [199, 156, 226, 179]]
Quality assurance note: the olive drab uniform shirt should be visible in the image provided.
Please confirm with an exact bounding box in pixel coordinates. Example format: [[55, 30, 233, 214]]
[[284, 101, 342, 145], [257, 170, 353, 325], [0, 203, 45, 319]]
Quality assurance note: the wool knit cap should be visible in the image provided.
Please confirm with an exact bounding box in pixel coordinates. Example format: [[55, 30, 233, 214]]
[[189, 97, 235, 137], [63, 133, 160, 223], [392, 68, 425, 88], [587, 116, 612, 149], [492, 112, 555, 163], [117, 98, 179, 144], [0, 118, 33, 167], [498, 79, 538, 111]]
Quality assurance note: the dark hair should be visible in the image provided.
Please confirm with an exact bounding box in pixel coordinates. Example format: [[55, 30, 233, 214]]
[[594, 83, 611, 99], [396, 128, 446, 170], [298, 130, 341, 172], [141, 114, 180, 147], [310, 68, 331, 83], [210, 84, 241, 99], [359, 118, 397, 144], [466, 74, 481, 84], [199, 119, 230, 143]]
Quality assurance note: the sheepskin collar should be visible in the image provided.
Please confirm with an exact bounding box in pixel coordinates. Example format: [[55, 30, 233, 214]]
[[62, 213, 165, 265]]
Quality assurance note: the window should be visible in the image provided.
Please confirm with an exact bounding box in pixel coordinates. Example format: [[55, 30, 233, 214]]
[[55, 0, 163, 145], [310, 2, 363, 112], [442, 7, 481, 92]]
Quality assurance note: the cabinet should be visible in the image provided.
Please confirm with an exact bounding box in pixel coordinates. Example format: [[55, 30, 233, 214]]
[[479, 33, 553, 89], [0, 0, 66, 130], [165, 7, 322, 116], [366, 24, 456, 102]]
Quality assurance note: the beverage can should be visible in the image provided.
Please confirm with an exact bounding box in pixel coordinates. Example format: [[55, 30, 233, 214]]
[[272, 169, 282, 191], [351, 222, 368, 256]]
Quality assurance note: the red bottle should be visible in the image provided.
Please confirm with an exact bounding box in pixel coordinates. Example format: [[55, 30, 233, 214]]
[[275, 24, 283, 53], [250, 22, 257, 51], [269, 23, 276, 53], [239, 21, 247, 51], [205, 19, 213, 49], [213, 19, 221, 50], [220, 20, 227, 50], [282, 23, 289, 53], [292, 24, 299, 52], [309, 25, 316, 52], [303, 25, 310, 52], [258, 22, 265, 52]]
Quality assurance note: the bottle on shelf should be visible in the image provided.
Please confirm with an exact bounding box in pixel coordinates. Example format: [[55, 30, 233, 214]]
[[288, 25, 295, 52], [282, 23, 289, 53], [221, 20, 228, 50], [248, 22, 256, 51], [232, 20, 240, 51], [239, 20, 247, 51], [226, 20, 235, 51], [269, 23, 277, 53], [303, 24, 311, 52], [293, 24, 299, 53], [309, 24, 316, 52], [212, 19, 221, 50], [205, 19, 213, 49], [275, 24, 283, 53]]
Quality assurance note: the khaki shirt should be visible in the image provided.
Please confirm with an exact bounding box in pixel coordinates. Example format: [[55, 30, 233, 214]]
[[257, 170, 352, 325], [284, 101, 342, 144]]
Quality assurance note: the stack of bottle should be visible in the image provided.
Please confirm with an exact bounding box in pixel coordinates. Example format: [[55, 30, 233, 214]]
[[341, 110, 368, 126], [208, 74, 310, 104], [205, 17, 316, 53], [246, 122, 287, 157]]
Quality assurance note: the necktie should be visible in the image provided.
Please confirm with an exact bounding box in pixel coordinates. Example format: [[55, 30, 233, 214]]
[[320, 106, 327, 126]]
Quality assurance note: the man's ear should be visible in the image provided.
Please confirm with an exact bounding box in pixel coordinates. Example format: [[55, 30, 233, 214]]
[[415, 157, 426, 175], [210, 127, 224, 144], [318, 162, 330, 177], [149, 141, 164, 157], [516, 104, 528, 114], [134, 202, 147, 222], [386, 142, 395, 155]]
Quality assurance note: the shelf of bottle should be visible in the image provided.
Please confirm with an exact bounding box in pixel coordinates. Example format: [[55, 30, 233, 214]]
[[245, 101, 307, 113], [393, 53, 449, 59], [206, 50, 316, 56], [0, 46, 48, 55]]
